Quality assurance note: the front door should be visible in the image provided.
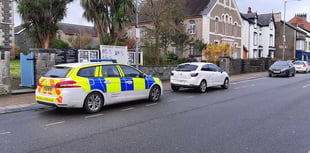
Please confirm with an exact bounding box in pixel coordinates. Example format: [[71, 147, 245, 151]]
[[119, 65, 146, 100]]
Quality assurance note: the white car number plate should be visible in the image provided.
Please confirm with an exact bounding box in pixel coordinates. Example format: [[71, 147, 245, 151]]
[[273, 71, 280, 73]]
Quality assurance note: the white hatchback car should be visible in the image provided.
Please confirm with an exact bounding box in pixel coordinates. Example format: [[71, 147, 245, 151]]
[[170, 62, 229, 93], [294, 61, 310, 73]]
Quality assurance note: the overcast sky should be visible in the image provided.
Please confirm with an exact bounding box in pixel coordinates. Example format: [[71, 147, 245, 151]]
[[14, 0, 310, 27]]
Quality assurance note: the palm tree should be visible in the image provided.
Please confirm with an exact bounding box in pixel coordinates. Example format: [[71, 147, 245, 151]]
[[17, 0, 73, 48], [81, 0, 134, 45]]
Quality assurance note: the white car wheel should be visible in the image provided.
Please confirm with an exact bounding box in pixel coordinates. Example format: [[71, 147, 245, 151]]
[[198, 80, 207, 93]]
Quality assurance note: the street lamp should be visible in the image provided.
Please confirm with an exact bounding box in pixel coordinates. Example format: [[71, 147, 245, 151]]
[[282, 0, 302, 60], [135, 0, 140, 68]]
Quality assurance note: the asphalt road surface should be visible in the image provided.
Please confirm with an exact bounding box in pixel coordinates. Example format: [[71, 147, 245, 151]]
[[1, 73, 310, 153]]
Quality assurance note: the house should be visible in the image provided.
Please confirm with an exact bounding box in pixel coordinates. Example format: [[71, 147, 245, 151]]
[[56, 23, 98, 48], [14, 23, 98, 51], [130, 0, 243, 60], [288, 14, 310, 61], [241, 7, 276, 59], [274, 13, 308, 60]]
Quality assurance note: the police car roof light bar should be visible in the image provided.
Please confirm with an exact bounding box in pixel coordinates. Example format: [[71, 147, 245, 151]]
[[90, 59, 117, 63]]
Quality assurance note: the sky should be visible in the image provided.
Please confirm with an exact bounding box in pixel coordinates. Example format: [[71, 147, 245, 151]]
[[14, 0, 310, 27]]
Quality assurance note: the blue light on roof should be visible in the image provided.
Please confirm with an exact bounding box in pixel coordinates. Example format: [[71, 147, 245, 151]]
[[90, 59, 117, 63]]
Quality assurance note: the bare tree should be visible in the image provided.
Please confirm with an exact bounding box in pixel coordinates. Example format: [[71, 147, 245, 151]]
[[140, 0, 186, 64], [68, 33, 93, 49]]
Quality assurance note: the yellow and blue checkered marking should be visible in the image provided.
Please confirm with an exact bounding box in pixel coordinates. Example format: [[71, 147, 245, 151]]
[[121, 78, 134, 91], [88, 76, 157, 93], [145, 76, 156, 89], [89, 78, 107, 92]]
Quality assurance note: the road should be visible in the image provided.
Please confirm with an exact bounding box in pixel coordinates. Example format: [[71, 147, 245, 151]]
[[1, 73, 310, 153]]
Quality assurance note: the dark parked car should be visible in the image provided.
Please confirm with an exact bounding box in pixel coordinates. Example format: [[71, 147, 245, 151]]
[[268, 61, 295, 77]]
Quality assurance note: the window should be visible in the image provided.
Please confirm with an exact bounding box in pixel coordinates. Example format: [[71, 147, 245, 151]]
[[253, 49, 258, 58], [128, 27, 133, 39], [254, 32, 258, 46], [205, 64, 220, 72], [296, 40, 305, 50], [120, 65, 141, 78], [269, 34, 274, 46], [189, 46, 194, 55], [77, 66, 96, 78], [215, 17, 219, 33], [102, 65, 120, 77], [140, 26, 146, 37], [225, 16, 229, 34], [269, 24, 273, 30], [189, 20, 196, 34], [176, 64, 198, 71], [172, 47, 176, 54], [233, 23, 238, 36], [44, 67, 72, 78]]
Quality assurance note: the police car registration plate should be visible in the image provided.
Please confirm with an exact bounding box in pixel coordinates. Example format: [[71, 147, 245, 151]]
[[43, 86, 53, 92]]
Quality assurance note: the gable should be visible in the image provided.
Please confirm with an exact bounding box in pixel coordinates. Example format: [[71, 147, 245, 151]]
[[208, 0, 242, 25]]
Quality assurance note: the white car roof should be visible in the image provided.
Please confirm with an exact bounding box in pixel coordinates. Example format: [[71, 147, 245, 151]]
[[178, 62, 215, 66]]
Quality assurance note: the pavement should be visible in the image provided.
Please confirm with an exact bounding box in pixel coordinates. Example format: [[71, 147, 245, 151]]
[[0, 71, 267, 114]]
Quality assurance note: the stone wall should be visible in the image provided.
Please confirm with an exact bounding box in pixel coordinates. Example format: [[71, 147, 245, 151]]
[[0, 0, 14, 46], [30, 49, 56, 85], [0, 47, 11, 95], [139, 66, 176, 81], [219, 57, 274, 75]]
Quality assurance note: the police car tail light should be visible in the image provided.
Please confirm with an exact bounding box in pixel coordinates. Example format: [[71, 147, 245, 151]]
[[55, 81, 80, 88], [303, 63, 307, 67], [191, 73, 199, 77]]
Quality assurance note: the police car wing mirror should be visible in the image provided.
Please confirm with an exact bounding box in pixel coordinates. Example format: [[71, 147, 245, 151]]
[[140, 73, 147, 78]]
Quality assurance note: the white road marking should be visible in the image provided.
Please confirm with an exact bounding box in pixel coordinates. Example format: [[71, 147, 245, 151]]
[[187, 96, 194, 99], [302, 84, 310, 88], [232, 77, 266, 84], [146, 103, 158, 107], [234, 84, 255, 90], [120, 108, 135, 111], [85, 114, 104, 119], [0, 131, 11, 135], [45, 121, 65, 127], [167, 99, 177, 103]]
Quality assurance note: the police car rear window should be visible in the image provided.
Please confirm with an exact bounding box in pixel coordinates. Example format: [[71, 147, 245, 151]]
[[44, 67, 72, 78]]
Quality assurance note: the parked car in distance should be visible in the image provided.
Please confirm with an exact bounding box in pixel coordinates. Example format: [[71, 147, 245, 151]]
[[294, 60, 310, 73], [35, 61, 163, 113], [268, 60, 295, 77], [170, 62, 229, 93]]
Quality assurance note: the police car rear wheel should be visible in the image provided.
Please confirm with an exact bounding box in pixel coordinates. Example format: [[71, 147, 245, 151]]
[[84, 92, 103, 114], [149, 85, 161, 102]]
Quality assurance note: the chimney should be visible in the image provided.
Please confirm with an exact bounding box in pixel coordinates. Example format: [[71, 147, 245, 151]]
[[296, 13, 307, 21], [247, 7, 252, 13]]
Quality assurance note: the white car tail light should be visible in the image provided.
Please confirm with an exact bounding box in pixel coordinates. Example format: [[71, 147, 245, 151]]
[[191, 73, 199, 77]]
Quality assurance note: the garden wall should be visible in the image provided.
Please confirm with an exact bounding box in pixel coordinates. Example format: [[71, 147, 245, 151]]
[[0, 47, 11, 95], [219, 57, 274, 75]]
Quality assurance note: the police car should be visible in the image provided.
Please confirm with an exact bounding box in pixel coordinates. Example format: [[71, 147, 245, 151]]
[[35, 60, 163, 113]]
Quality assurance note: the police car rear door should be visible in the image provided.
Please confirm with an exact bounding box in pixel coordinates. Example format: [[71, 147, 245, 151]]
[[101, 65, 125, 103]]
